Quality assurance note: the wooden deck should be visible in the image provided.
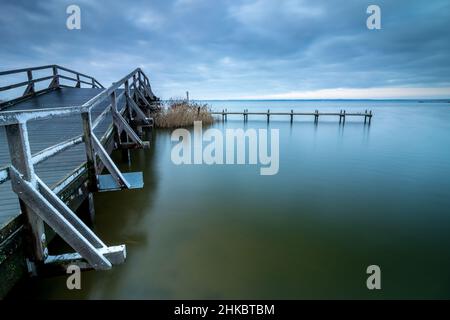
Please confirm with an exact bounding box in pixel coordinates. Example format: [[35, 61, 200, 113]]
[[0, 65, 157, 297], [0, 87, 111, 226]]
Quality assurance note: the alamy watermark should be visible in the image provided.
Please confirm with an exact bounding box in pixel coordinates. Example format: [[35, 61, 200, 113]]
[[171, 121, 279, 175], [366, 265, 381, 290], [66, 4, 81, 30], [366, 5, 381, 30], [66, 264, 81, 290]]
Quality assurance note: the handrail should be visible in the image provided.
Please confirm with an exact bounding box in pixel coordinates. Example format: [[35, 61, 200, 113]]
[[81, 68, 140, 111], [0, 65, 56, 76], [0, 64, 103, 87], [0, 67, 155, 185], [0, 65, 104, 109]]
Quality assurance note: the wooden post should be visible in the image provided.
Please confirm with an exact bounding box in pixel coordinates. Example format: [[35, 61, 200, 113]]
[[343, 110, 346, 124], [314, 110, 319, 123], [339, 110, 342, 123], [124, 80, 133, 121], [23, 70, 35, 96], [186, 91, 190, 104], [123, 80, 132, 163], [5, 123, 47, 270], [267, 109, 270, 122], [76, 74, 81, 88], [290, 109, 293, 123], [81, 111, 98, 192], [111, 91, 123, 144], [133, 74, 138, 101], [225, 109, 228, 121], [222, 109, 224, 122], [369, 110, 372, 125], [52, 66, 59, 88]]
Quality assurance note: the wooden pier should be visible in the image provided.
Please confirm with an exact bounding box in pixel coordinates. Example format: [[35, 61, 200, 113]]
[[0, 65, 158, 296], [212, 109, 373, 124]]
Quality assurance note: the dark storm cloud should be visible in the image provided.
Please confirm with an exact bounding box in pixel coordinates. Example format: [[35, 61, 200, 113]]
[[1, 0, 449, 98]]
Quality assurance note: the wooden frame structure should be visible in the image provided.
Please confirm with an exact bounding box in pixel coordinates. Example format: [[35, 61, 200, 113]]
[[0, 66, 156, 274]]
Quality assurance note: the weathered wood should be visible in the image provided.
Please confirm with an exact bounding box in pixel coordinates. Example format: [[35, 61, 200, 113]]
[[0, 66, 157, 295], [32, 135, 83, 165], [113, 109, 149, 149], [212, 109, 372, 123], [43, 245, 126, 272], [91, 133, 131, 189], [35, 175, 106, 249], [81, 111, 98, 192], [0, 106, 88, 125], [51, 66, 60, 89], [135, 86, 152, 108], [126, 94, 151, 124], [9, 167, 112, 270], [5, 123, 47, 269], [22, 70, 35, 96]]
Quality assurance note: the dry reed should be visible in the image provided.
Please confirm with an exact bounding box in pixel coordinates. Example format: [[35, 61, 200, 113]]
[[153, 99, 214, 128]]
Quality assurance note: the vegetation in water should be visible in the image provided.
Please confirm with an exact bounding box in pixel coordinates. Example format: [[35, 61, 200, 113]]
[[153, 99, 214, 128]]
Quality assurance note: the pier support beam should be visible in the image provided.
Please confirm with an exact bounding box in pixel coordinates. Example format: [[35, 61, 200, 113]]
[[81, 111, 98, 192], [5, 123, 47, 273]]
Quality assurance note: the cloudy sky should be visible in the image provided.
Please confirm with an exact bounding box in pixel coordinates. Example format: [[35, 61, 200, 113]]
[[1, 0, 449, 99]]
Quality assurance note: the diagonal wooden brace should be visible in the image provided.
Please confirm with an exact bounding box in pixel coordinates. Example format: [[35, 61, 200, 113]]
[[35, 175, 106, 249], [126, 93, 151, 124], [9, 167, 112, 270], [141, 82, 155, 100], [91, 133, 131, 189], [112, 109, 149, 149], [43, 245, 126, 274], [135, 87, 152, 108]]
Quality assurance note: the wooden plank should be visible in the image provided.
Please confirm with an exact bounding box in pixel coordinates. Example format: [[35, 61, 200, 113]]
[[32, 135, 83, 165], [5, 123, 47, 266], [112, 109, 148, 148], [136, 87, 152, 108], [81, 111, 98, 192], [91, 133, 131, 189], [126, 94, 151, 124], [0, 106, 88, 126], [91, 104, 111, 129], [9, 167, 112, 270], [43, 245, 126, 274], [35, 175, 106, 249]]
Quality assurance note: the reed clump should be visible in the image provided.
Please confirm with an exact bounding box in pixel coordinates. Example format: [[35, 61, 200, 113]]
[[153, 99, 214, 128]]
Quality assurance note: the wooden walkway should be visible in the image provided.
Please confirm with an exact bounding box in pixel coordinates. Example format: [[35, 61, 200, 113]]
[[0, 65, 157, 296], [0, 87, 109, 225], [212, 109, 373, 123]]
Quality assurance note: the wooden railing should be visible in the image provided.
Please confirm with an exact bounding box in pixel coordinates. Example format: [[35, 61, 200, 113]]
[[0, 67, 155, 273], [0, 65, 104, 110], [212, 109, 373, 124]]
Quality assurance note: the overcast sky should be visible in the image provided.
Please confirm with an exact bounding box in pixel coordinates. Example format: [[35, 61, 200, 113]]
[[1, 0, 450, 99]]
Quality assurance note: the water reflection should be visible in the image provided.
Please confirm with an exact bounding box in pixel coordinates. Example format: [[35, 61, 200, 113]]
[[7, 101, 450, 299]]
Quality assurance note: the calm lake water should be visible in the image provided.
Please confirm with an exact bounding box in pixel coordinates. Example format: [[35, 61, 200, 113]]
[[10, 100, 450, 299]]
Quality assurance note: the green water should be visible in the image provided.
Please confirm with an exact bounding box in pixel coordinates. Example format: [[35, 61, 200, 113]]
[[9, 101, 450, 299]]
